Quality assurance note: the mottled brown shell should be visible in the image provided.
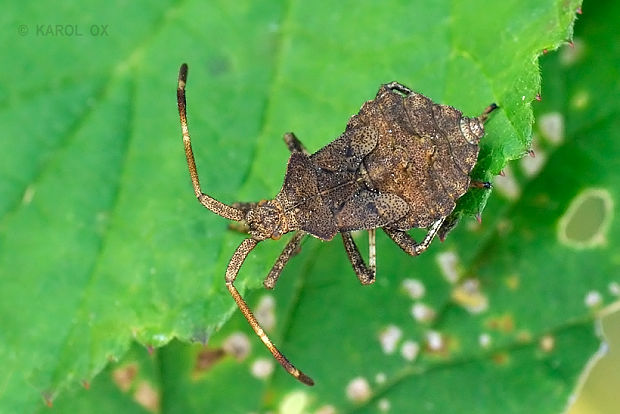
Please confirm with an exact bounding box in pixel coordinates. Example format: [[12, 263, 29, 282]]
[[274, 83, 488, 239], [346, 85, 486, 229]]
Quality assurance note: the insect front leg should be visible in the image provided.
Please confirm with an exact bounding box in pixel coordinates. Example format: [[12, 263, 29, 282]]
[[341, 231, 376, 285], [263, 231, 306, 289], [383, 218, 445, 256], [226, 202, 258, 234], [385, 81, 413, 96], [225, 238, 314, 386], [283, 132, 310, 155]]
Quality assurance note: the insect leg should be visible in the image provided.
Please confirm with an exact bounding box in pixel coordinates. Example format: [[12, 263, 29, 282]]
[[263, 231, 306, 289], [341, 232, 376, 285], [283, 132, 310, 155], [225, 202, 258, 234], [383, 218, 445, 256], [479, 103, 499, 123], [368, 229, 376, 273], [470, 181, 492, 189], [225, 238, 314, 386], [177, 64, 244, 221], [385, 81, 413, 96]]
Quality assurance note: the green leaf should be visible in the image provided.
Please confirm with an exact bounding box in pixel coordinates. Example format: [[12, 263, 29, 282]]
[[1, 0, 604, 412]]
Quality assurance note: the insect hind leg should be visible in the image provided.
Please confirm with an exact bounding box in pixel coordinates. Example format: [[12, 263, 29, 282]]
[[383, 218, 445, 256]]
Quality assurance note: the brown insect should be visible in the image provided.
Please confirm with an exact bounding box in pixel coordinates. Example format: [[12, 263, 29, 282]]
[[176, 63, 497, 385]]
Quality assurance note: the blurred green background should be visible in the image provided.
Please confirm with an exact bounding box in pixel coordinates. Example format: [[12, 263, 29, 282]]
[[1, 1, 619, 413]]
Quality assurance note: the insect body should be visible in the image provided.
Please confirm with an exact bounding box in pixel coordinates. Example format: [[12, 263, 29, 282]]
[[177, 64, 497, 385]]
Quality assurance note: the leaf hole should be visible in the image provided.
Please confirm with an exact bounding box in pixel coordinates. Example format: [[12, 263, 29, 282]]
[[557, 188, 613, 249]]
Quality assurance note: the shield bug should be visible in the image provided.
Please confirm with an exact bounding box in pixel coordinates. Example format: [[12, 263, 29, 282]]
[[176, 64, 497, 385]]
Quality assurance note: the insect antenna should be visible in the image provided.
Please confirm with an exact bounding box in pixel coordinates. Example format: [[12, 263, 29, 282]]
[[177, 63, 245, 221], [178, 64, 313, 385]]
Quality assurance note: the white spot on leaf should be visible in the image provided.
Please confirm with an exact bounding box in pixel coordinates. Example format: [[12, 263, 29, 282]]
[[494, 165, 520, 200], [402, 278, 425, 299], [538, 112, 564, 145], [280, 391, 310, 414], [346, 377, 371, 403], [585, 290, 603, 308], [379, 325, 402, 354], [426, 331, 444, 352], [251, 358, 274, 380], [401, 340, 420, 362], [255, 294, 276, 332], [539, 335, 555, 352], [479, 333, 491, 349], [411, 302, 436, 323], [520, 140, 546, 177], [223, 332, 251, 360], [436, 251, 460, 284], [315, 405, 336, 414], [378, 398, 391, 412]]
